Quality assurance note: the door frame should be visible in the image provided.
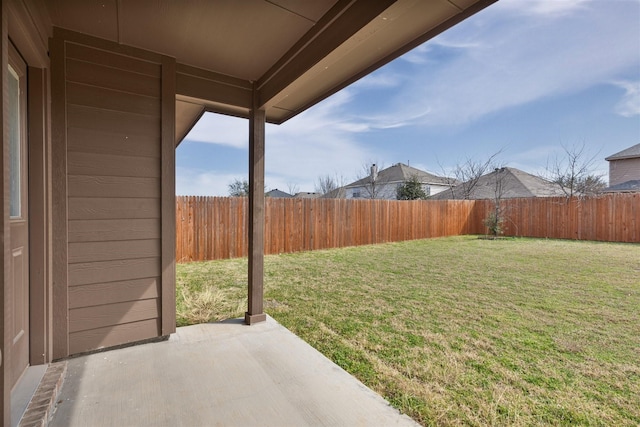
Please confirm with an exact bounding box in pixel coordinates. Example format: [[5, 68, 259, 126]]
[[27, 58, 51, 367], [3, 2, 53, 422], [7, 39, 30, 388], [7, 40, 52, 368]]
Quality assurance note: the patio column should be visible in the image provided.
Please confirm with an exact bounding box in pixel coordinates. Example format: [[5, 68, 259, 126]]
[[245, 86, 267, 325]]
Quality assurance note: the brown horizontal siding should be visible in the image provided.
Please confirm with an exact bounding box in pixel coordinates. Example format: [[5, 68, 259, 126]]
[[609, 158, 640, 186], [67, 152, 160, 178], [69, 219, 161, 243], [67, 82, 160, 116], [65, 42, 162, 77], [66, 58, 161, 97], [68, 198, 160, 220], [68, 278, 160, 309], [68, 175, 160, 198], [63, 39, 164, 355], [68, 239, 161, 264], [177, 193, 639, 262], [69, 299, 160, 333], [67, 104, 160, 138], [68, 257, 161, 287], [67, 127, 160, 158], [69, 318, 161, 356]]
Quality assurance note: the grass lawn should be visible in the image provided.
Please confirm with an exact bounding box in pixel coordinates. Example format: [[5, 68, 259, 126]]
[[176, 236, 640, 426]]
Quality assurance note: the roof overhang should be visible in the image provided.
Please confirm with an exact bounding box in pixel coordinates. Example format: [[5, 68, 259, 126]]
[[42, 0, 497, 142]]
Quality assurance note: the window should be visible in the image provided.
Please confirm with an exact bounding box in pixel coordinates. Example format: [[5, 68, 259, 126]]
[[8, 64, 21, 218]]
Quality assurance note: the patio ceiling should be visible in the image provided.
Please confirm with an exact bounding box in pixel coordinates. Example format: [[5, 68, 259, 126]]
[[42, 0, 496, 139]]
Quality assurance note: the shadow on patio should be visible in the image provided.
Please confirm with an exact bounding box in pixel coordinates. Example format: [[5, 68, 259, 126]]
[[48, 316, 418, 426]]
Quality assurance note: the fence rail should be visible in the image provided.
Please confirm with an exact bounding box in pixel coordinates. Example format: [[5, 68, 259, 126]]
[[176, 193, 638, 263]]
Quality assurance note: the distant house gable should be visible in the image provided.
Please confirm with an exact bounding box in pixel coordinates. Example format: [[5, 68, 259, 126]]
[[430, 167, 565, 200], [294, 192, 321, 199], [344, 163, 452, 199], [605, 143, 640, 161], [605, 143, 640, 191], [321, 187, 347, 199], [266, 189, 293, 198]]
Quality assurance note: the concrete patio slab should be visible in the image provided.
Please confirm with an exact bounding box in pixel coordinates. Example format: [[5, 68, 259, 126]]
[[49, 316, 419, 427]]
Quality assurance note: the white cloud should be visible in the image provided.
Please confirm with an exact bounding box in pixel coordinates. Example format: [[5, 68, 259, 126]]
[[500, 0, 592, 17], [263, 90, 379, 191], [184, 114, 248, 148], [352, 70, 402, 89], [359, 0, 640, 129], [611, 80, 640, 117], [176, 167, 244, 196], [398, 44, 430, 64], [178, 89, 386, 195]]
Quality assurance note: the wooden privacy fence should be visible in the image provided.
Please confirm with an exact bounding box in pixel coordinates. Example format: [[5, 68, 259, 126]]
[[176, 197, 481, 262], [474, 193, 639, 242], [176, 193, 639, 263]]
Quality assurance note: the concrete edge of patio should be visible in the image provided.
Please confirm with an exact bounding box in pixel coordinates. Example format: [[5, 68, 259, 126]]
[[49, 315, 420, 427]]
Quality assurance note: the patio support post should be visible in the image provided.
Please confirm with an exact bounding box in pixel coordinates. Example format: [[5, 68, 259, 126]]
[[245, 84, 267, 325]]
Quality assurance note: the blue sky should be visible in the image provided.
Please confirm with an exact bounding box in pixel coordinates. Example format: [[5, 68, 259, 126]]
[[177, 0, 640, 196]]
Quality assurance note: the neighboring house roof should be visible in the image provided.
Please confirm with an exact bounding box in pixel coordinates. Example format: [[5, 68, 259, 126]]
[[345, 163, 451, 188], [602, 180, 640, 193], [266, 189, 293, 198], [430, 167, 565, 200], [605, 143, 640, 161], [321, 187, 347, 199], [294, 192, 321, 198]]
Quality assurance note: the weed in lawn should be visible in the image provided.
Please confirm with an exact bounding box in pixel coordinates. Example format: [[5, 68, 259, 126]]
[[176, 258, 246, 326]]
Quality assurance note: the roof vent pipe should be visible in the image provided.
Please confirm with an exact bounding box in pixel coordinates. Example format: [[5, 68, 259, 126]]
[[371, 164, 378, 181]]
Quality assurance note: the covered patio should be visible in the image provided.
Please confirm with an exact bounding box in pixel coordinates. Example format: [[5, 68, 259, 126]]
[[45, 316, 418, 426], [2, 1, 496, 425]]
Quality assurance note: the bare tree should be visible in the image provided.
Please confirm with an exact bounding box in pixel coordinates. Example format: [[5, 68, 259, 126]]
[[439, 150, 504, 199], [315, 174, 338, 195], [543, 143, 605, 198], [286, 182, 300, 196], [355, 162, 389, 199], [484, 166, 510, 236]]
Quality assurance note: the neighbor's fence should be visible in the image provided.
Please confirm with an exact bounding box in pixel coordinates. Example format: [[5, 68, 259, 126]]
[[176, 193, 639, 263], [176, 197, 480, 262]]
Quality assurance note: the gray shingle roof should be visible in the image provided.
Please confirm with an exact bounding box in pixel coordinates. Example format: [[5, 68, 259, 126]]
[[321, 187, 347, 199], [265, 189, 293, 198], [345, 163, 451, 188], [429, 167, 565, 200], [602, 180, 640, 192], [605, 143, 640, 161]]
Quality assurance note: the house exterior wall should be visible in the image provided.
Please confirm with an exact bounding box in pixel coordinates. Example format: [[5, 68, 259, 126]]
[[430, 184, 449, 196], [347, 182, 449, 199], [51, 30, 176, 357], [609, 158, 640, 186]]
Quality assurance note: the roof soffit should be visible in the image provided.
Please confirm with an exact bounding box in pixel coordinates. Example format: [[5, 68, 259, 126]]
[[44, 0, 497, 129], [45, 0, 339, 81], [263, 0, 497, 123]]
